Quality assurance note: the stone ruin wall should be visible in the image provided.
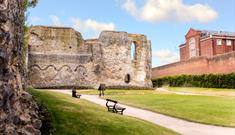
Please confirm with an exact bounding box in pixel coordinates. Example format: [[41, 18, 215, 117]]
[[98, 31, 152, 87], [0, 0, 41, 134], [28, 26, 152, 89], [28, 26, 100, 88]]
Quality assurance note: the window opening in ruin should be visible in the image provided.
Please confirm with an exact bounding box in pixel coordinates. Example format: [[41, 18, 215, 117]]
[[131, 42, 136, 61], [125, 74, 131, 83]]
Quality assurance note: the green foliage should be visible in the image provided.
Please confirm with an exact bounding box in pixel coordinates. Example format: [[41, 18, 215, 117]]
[[24, 0, 38, 11], [22, 0, 38, 82], [152, 73, 235, 89], [106, 86, 154, 90]]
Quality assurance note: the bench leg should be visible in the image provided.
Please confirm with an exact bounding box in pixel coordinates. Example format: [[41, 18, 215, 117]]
[[107, 108, 115, 113]]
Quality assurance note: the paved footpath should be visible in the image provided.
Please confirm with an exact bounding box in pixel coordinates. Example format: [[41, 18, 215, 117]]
[[51, 90, 235, 135], [156, 88, 212, 96], [156, 88, 235, 97]]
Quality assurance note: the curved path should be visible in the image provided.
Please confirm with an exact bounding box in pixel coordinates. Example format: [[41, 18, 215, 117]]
[[51, 90, 235, 135], [156, 88, 212, 96], [156, 88, 235, 97]]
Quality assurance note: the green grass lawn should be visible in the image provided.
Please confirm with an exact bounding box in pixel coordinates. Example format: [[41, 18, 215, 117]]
[[29, 90, 178, 135], [164, 87, 235, 97], [78, 89, 235, 127]]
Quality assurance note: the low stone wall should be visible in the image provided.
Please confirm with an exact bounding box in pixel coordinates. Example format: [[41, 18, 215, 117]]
[[152, 51, 235, 78]]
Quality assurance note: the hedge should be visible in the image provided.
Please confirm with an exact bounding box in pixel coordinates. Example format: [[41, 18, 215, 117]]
[[106, 86, 154, 90], [152, 73, 235, 89]]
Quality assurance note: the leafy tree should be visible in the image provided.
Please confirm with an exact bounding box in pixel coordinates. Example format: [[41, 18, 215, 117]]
[[24, 0, 38, 11]]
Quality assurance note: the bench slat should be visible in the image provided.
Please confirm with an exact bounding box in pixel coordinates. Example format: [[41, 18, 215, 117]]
[[106, 99, 118, 103]]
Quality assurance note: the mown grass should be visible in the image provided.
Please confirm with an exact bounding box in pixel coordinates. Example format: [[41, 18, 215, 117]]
[[165, 87, 235, 97], [29, 90, 179, 135], [79, 89, 235, 127]]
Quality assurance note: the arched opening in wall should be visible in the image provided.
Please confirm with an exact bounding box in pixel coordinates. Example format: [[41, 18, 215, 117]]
[[125, 74, 131, 84], [131, 42, 136, 61]]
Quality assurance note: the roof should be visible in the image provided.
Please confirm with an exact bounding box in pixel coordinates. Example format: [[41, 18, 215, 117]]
[[179, 43, 186, 47], [200, 30, 235, 39]]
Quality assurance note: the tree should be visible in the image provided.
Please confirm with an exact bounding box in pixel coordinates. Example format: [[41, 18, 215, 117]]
[[24, 0, 38, 11]]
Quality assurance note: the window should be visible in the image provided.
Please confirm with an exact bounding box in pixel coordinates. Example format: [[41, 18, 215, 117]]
[[217, 39, 222, 46], [131, 42, 136, 61], [189, 38, 196, 58], [124, 74, 131, 83], [226, 40, 232, 46]]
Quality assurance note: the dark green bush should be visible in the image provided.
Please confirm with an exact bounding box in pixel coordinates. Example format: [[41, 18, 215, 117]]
[[106, 86, 154, 90], [152, 73, 235, 89]]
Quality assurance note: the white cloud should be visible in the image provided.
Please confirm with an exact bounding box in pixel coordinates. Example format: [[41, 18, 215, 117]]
[[122, 0, 138, 17], [50, 15, 63, 26], [153, 49, 180, 65], [122, 0, 218, 23], [71, 18, 115, 37]]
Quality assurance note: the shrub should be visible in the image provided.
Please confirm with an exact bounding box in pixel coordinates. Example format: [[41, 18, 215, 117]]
[[152, 73, 235, 89], [106, 86, 154, 90]]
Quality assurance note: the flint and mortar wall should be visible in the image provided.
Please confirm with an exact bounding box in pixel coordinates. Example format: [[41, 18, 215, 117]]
[[28, 26, 152, 88], [0, 0, 41, 134]]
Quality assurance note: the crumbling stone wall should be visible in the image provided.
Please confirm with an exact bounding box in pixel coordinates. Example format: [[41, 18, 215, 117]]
[[0, 0, 41, 134], [28, 26, 152, 89], [98, 31, 152, 87], [28, 26, 101, 88]]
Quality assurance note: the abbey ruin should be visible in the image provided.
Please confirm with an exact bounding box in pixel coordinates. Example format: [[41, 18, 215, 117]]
[[28, 26, 153, 89], [0, 0, 152, 133]]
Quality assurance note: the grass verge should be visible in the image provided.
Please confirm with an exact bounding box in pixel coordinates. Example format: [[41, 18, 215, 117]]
[[29, 89, 179, 135], [79, 89, 235, 127]]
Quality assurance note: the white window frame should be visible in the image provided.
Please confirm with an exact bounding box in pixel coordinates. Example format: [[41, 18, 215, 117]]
[[226, 40, 232, 46], [217, 39, 222, 46]]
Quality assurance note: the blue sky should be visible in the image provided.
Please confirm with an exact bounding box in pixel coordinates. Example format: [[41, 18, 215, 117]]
[[28, 0, 235, 67]]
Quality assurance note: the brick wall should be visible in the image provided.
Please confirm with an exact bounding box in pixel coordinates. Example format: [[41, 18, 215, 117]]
[[200, 39, 213, 57], [179, 45, 187, 61], [152, 51, 235, 78]]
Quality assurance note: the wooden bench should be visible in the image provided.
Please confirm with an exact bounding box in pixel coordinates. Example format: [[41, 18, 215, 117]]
[[106, 99, 126, 115], [106, 99, 117, 112]]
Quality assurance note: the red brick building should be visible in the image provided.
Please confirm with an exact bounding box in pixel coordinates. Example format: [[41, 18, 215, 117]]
[[152, 28, 235, 78], [180, 28, 235, 61]]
